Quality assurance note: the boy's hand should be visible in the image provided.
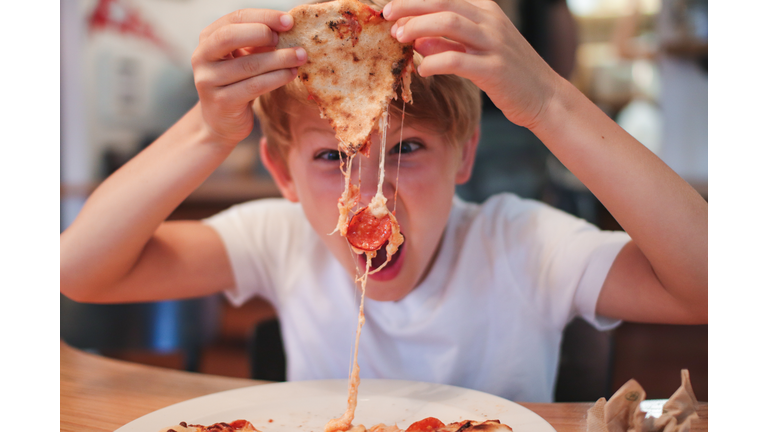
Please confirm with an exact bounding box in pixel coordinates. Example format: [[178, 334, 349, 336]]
[[192, 9, 308, 147], [383, 0, 561, 130]]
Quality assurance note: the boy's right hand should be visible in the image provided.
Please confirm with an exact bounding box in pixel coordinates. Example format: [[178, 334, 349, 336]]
[[192, 9, 307, 147]]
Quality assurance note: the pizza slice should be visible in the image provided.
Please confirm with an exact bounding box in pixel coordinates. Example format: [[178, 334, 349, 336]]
[[160, 420, 258, 432], [276, 0, 414, 156], [160, 417, 513, 432], [407, 418, 514, 432]]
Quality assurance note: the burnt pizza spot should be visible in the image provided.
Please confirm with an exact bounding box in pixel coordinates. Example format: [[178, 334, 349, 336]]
[[180, 422, 188, 427], [312, 34, 322, 44], [352, 53, 360, 62], [327, 12, 362, 46], [301, 72, 309, 81], [455, 421, 473, 432], [391, 58, 406, 77], [315, 13, 318, 17], [331, 69, 335, 73], [369, 72, 375, 76]]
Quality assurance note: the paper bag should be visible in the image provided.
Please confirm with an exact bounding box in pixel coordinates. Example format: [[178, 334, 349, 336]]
[[586, 370, 700, 432]]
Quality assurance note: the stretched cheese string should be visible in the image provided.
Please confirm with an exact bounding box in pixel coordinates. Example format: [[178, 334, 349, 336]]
[[365, 99, 406, 276], [393, 96, 406, 215], [330, 88, 409, 432], [367, 111, 389, 219], [325, 253, 372, 432], [331, 153, 359, 236]]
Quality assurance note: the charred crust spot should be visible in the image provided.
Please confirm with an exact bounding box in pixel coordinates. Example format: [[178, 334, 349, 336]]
[[391, 58, 406, 76], [301, 72, 309, 81], [328, 20, 339, 31], [343, 10, 354, 17], [312, 34, 322, 43], [180, 422, 188, 428], [331, 69, 335, 73], [369, 72, 375, 76], [315, 13, 319, 17], [454, 421, 474, 432], [352, 54, 360, 62]]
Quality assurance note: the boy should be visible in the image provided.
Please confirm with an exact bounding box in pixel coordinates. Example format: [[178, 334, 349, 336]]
[[60, 0, 707, 403]]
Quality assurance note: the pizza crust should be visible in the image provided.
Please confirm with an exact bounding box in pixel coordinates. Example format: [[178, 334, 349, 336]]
[[160, 420, 258, 432], [277, 0, 414, 155]]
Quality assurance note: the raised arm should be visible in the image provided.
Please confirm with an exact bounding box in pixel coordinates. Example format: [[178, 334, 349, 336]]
[[60, 9, 306, 303], [384, 0, 707, 324]]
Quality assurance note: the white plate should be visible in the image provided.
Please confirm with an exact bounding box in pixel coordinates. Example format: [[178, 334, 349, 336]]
[[117, 379, 555, 432]]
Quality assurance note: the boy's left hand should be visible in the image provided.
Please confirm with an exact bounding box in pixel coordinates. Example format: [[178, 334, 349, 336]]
[[383, 0, 561, 130]]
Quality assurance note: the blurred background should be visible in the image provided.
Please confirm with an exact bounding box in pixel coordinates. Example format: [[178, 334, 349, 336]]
[[61, 0, 707, 402]]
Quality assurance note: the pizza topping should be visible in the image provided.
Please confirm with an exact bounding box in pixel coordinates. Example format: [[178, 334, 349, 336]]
[[404, 418, 446, 432], [346, 207, 392, 251], [329, 10, 362, 45]]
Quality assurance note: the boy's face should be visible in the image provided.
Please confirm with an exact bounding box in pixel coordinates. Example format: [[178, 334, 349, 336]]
[[264, 102, 478, 302]]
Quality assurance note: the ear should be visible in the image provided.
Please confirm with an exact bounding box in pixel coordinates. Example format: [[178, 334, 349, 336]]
[[260, 137, 299, 202], [455, 125, 480, 185]]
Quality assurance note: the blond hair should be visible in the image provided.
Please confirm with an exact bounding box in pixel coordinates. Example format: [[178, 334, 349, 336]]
[[254, 1, 482, 166]]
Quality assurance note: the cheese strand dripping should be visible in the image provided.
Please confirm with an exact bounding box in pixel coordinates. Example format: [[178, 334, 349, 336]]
[[324, 253, 373, 432]]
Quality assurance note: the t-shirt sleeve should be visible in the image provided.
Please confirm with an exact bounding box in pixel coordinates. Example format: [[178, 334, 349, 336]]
[[493, 195, 630, 332], [202, 198, 303, 308]]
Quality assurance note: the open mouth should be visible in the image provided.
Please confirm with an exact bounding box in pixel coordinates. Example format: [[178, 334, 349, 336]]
[[358, 235, 406, 282]]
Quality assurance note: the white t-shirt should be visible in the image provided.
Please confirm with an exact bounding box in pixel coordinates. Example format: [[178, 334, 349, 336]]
[[204, 194, 630, 402]]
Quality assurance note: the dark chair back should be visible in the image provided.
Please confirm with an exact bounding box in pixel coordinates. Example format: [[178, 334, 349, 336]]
[[249, 318, 286, 381], [60, 293, 221, 371], [554, 317, 615, 401]]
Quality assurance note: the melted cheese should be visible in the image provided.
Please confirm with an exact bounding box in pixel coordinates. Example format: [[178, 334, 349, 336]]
[[328, 59, 411, 432], [324, 253, 373, 432]]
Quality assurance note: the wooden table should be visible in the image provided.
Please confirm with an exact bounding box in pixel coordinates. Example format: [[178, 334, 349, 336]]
[[61, 342, 707, 432]]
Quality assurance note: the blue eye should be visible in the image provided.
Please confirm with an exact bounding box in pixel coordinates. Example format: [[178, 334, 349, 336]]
[[314, 149, 346, 162], [392, 139, 423, 155]]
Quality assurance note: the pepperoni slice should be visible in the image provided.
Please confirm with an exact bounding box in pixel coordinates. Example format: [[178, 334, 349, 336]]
[[405, 417, 446, 432], [346, 206, 392, 251]]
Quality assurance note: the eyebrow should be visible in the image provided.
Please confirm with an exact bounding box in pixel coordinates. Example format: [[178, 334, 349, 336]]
[[300, 127, 336, 135]]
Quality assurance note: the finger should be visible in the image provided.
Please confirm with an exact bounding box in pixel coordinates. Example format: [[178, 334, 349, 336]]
[[416, 50, 480, 80], [216, 68, 299, 105], [390, 16, 413, 38], [394, 12, 489, 50], [414, 37, 467, 57], [199, 9, 293, 41], [383, 0, 484, 23], [209, 47, 307, 87], [198, 23, 278, 62]]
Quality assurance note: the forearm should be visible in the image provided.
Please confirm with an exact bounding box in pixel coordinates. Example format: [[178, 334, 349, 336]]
[[60, 103, 233, 301], [530, 78, 707, 306]]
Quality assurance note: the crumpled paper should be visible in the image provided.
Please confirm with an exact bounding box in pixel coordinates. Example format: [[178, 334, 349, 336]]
[[586, 369, 699, 432]]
